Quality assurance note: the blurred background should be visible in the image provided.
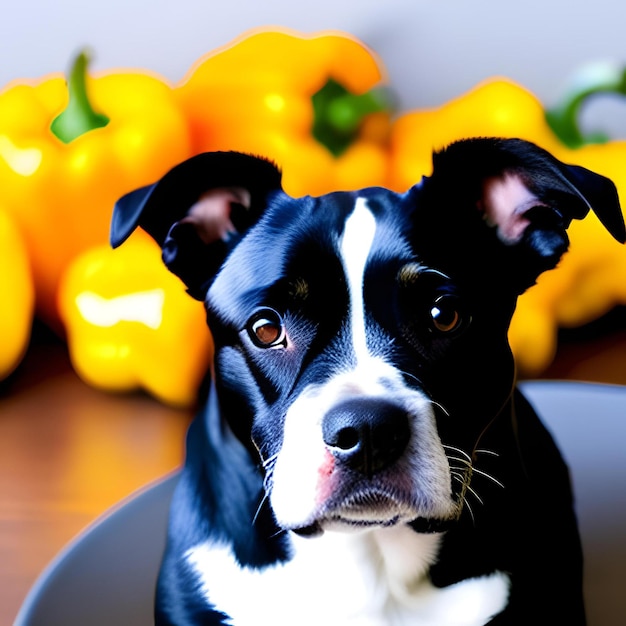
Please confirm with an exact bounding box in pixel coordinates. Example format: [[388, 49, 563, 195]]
[[3, 0, 626, 131], [2, 0, 626, 623]]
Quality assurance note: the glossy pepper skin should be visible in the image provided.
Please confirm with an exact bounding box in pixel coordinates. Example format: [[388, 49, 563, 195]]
[[0, 209, 34, 379], [58, 232, 213, 406], [388, 78, 565, 191], [389, 75, 626, 376], [0, 52, 191, 327], [175, 28, 392, 197]]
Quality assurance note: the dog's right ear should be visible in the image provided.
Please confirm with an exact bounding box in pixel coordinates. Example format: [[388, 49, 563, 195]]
[[110, 152, 283, 300]]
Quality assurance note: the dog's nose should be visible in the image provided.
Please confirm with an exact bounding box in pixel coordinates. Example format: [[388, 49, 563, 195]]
[[322, 398, 410, 476]]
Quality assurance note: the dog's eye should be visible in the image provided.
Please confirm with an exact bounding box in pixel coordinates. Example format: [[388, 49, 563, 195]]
[[430, 295, 464, 334], [247, 308, 286, 348]]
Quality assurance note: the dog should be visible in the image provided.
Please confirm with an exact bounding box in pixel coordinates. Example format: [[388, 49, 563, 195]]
[[111, 137, 625, 625]]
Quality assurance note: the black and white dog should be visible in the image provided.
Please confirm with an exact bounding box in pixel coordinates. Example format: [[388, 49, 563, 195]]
[[111, 138, 625, 625]]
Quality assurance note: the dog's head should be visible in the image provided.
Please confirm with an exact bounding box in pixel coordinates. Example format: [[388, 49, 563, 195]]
[[112, 138, 624, 535]]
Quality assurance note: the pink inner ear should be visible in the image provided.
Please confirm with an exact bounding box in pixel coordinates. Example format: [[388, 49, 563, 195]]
[[479, 173, 545, 243], [180, 187, 251, 244]]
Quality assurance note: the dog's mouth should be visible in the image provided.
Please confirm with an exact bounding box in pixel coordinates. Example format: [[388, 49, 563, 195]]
[[328, 490, 415, 526], [291, 487, 455, 537]]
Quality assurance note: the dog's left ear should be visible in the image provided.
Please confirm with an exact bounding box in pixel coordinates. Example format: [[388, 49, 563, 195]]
[[110, 152, 283, 299], [428, 138, 625, 291]]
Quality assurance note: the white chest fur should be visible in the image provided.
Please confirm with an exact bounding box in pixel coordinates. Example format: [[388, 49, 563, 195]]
[[185, 525, 510, 626]]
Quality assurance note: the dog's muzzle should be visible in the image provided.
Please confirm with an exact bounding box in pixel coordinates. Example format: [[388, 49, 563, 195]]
[[292, 397, 430, 536], [271, 385, 458, 536]]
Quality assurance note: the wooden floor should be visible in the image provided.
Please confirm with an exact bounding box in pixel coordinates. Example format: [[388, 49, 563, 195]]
[[2, 319, 626, 625], [0, 328, 193, 624]]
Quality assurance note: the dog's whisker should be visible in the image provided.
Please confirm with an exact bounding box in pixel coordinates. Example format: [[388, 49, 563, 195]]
[[257, 447, 275, 474], [451, 474, 466, 485], [393, 368, 451, 419], [463, 483, 484, 505], [251, 491, 270, 527], [395, 371, 451, 416], [263, 475, 272, 492], [449, 458, 474, 523], [267, 527, 288, 540], [430, 399, 450, 417], [446, 455, 472, 468], [397, 369, 420, 386], [448, 445, 497, 513], [260, 451, 280, 469], [259, 453, 279, 497], [262, 467, 275, 493], [471, 466, 505, 489], [463, 497, 476, 526], [443, 445, 472, 462], [474, 448, 499, 458], [448, 451, 504, 490], [449, 464, 469, 476]]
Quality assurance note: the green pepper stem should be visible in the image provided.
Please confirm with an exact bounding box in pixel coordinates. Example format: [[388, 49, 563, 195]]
[[50, 50, 110, 144], [545, 61, 626, 149], [312, 78, 393, 157]]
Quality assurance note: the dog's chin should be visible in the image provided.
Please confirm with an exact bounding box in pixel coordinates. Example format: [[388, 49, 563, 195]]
[[290, 491, 455, 537]]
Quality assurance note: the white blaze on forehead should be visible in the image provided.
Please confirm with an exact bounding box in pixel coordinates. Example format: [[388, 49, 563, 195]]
[[340, 198, 377, 362]]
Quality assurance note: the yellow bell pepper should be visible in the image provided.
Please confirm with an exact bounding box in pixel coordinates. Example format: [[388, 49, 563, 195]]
[[175, 28, 393, 197], [58, 231, 212, 406], [0, 51, 191, 328], [388, 78, 564, 191], [388, 71, 626, 376], [0, 209, 34, 379]]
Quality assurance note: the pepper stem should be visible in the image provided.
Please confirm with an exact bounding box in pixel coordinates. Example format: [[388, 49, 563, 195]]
[[545, 61, 626, 149], [312, 78, 393, 157], [50, 50, 110, 144]]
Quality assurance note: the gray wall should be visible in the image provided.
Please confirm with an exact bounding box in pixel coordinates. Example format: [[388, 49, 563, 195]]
[[2, 1, 626, 131]]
